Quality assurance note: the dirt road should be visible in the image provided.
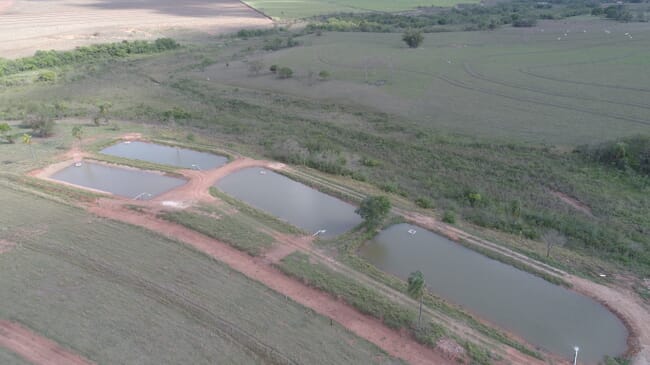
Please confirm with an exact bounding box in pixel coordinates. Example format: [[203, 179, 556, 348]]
[[88, 202, 452, 365], [0, 0, 272, 58], [0, 320, 94, 365]]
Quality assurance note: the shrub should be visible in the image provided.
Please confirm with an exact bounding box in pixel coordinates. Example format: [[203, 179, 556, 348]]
[[415, 197, 433, 209], [36, 70, 56, 82], [278, 67, 293, 79], [318, 70, 330, 80], [442, 211, 456, 224], [402, 29, 424, 48], [269, 64, 278, 73]]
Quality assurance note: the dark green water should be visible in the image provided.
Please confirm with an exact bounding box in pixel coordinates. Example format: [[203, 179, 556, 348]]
[[51, 162, 186, 200], [101, 141, 228, 170], [359, 223, 628, 364], [216, 168, 363, 237]]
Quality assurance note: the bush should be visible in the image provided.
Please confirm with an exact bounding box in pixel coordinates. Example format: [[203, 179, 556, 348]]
[[415, 197, 433, 209], [402, 29, 424, 48], [278, 67, 293, 79], [36, 70, 56, 82], [269, 64, 278, 73], [24, 114, 55, 137], [442, 211, 456, 224], [318, 70, 330, 80]]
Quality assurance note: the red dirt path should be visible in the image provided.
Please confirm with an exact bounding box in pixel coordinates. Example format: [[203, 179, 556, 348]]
[[0, 320, 94, 365], [88, 203, 452, 365]]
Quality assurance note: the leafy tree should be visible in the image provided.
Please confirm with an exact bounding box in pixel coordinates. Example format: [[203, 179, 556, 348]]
[[467, 192, 482, 207], [402, 29, 424, 48], [24, 113, 54, 137], [248, 59, 264, 76], [407, 270, 426, 328], [0, 123, 13, 143], [94, 103, 111, 126], [542, 229, 567, 258], [356, 195, 391, 228], [72, 125, 83, 148], [22, 133, 34, 159], [278, 67, 293, 79]]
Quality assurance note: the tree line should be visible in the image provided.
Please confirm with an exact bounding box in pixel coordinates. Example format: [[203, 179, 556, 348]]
[[0, 38, 180, 77]]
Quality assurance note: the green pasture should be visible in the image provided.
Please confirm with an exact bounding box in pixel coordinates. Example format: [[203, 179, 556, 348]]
[[217, 18, 650, 144], [0, 186, 396, 365]]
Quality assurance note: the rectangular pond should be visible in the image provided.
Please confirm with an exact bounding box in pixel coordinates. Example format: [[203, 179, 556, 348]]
[[101, 141, 228, 170], [51, 162, 187, 200], [215, 167, 363, 237], [359, 223, 628, 364]]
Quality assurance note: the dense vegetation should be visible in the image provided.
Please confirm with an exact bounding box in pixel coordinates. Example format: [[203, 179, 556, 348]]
[[158, 78, 649, 276], [303, 0, 650, 34], [577, 136, 650, 176], [0, 38, 180, 77], [305, 0, 600, 33]]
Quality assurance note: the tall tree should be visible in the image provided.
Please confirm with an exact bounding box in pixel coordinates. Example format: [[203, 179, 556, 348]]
[[402, 29, 424, 48], [407, 270, 426, 328], [0, 123, 13, 143], [355, 195, 391, 228], [22, 133, 34, 159], [542, 229, 567, 258], [71, 125, 83, 149]]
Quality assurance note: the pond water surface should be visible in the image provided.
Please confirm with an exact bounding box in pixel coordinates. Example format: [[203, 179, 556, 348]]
[[51, 162, 186, 200], [215, 168, 363, 237], [359, 223, 628, 364], [101, 141, 228, 170]]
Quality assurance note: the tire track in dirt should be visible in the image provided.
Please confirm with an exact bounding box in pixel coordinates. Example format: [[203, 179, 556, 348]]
[[0, 320, 95, 365]]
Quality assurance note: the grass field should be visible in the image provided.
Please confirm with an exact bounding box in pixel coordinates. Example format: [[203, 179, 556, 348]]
[[160, 204, 276, 256], [0, 20, 647, 278], [0, 186, 398, 365], [242, 0, 477, 19], [206, 18, 650, 144]]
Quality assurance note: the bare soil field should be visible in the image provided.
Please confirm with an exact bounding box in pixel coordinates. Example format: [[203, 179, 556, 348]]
[[0, 0, 272, 58]]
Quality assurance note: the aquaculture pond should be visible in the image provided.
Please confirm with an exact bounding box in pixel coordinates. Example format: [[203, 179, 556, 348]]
[[51, 162, 186, 200], [101, 141, 228, 170], [215, 168, 363, 237], [359, 223, 628, 364]]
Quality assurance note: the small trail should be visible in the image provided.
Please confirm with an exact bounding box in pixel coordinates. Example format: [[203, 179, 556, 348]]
[[0, 320, 95, 365]]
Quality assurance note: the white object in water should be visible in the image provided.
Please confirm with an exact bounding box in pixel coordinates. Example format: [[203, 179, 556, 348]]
[[124, 141, 132, 144], [74, 162, 83, 167], [259, 170, 267, 175], [605, 29, 611, 34], [408, 229, 417, 235], [599, 274, 607, 277], [312, 229, 327, 237], [557, 37, 562, 41]]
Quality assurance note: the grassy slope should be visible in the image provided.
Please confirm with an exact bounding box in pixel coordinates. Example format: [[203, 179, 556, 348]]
[[160, 206, 275, 256], [0, 186, 397, 365], [216, 24, 650, 144], [242, 0, 476, 19], [0, 23, 647, 276]]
